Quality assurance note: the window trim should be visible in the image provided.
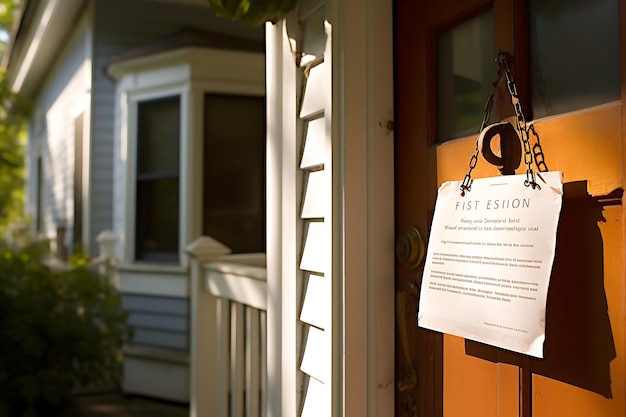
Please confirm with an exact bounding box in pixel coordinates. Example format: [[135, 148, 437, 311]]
[[110, 47, 266, 267], [126, 87, 187, 264], [133, 94, 183, 263]]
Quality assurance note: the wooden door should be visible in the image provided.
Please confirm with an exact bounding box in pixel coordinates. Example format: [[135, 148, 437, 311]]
[[394, 0, 625, 416]]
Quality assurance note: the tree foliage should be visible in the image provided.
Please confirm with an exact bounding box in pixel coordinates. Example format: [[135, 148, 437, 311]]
[[0, 0, 29, 238], [0, 0, 19, 31], [0, 68, 28, 237], [0, 0, 20, 54], [0, 244, 132, 417], [207, 0, 296, 27]]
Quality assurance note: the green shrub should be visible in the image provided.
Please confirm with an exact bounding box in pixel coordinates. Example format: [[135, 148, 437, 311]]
[[207, 0, 296, 26], [0, 245, 131, 417]]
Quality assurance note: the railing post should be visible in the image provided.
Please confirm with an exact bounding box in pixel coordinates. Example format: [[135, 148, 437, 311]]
[[96, 230, 118, 287], [185, 237, 231, 417], [56, 225, 68, 262]]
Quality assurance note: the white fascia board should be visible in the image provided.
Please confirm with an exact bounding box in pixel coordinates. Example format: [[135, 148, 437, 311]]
[[107, 47, 265, 88], [107, 49, 194, 82], [7, 0, 86, 97]]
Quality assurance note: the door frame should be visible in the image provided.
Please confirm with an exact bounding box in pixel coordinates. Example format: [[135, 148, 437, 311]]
[[329, 0, 395, 415]]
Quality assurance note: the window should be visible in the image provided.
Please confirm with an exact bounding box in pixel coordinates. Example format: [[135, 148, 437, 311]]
[[109, 45, 266, 265], [529, 0, 620, 118], [436, 0, 620, 140], [135, 96, 181, 262], [203, 94, 266, 254], [437, 9, 495, 141]]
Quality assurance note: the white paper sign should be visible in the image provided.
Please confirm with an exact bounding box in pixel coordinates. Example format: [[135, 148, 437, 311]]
[[418, 172, 563, 358]]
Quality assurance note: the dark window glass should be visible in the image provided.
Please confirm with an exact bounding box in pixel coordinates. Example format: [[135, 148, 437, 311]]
[[135, 96, 180, 262], [529, 0, 620, 118], [437, 9, 495, 141], [203, 94, 266, 253]]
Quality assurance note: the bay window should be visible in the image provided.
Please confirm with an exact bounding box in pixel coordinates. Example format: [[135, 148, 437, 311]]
[[109, 45, 266, 265]]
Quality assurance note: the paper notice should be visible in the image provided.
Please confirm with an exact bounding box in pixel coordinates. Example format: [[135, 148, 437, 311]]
[[417, 172, 563, 358]]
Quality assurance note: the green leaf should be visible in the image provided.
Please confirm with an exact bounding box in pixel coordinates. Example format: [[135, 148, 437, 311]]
[[21, 334, 44, 358], [0, 400, 8, 417], [20, 376, 39, 404], [207, 0, 296, 26], [1, 246, 130, 411], [21, 406, 37, 417], [0, 68, 29, 236], [42, 384, 60, 405]]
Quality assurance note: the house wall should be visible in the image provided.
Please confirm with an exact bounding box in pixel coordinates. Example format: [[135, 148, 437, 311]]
[[123, 293, 190, 350], [90, 0, 265, 403], [118, 263, 192, 402], [108, 42, 264, 405], [25, 10, 91, 250], [91, 0, 264, 255]]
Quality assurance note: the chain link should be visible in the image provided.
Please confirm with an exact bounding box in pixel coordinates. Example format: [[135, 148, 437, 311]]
[[460, 63, 502, 196], [528, 124, 549, 173], [460, 52, 548, 194], [498, 54, 540, 189]]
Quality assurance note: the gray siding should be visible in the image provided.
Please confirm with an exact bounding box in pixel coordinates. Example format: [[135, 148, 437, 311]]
[[28, 24, 89, 247], [25, 121, 39, 226], [89, 0, 264, 254], [122, 294, 189, 350]]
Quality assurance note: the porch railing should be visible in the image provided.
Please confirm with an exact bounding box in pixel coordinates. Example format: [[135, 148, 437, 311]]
[[187, 238, 267, 417]]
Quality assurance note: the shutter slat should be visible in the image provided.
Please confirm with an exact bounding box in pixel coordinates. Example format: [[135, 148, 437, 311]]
[[300, 326, 328, 383], [300, 117, 325, 169], [300, 63, 326, 119], [300, 376, 328, 417], [300, 274, 327, 329], [300, 222, 326, 273], [301, 170, 326, 219]]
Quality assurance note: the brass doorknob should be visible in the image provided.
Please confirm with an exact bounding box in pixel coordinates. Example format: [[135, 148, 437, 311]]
[[396, 226, 426, 269]]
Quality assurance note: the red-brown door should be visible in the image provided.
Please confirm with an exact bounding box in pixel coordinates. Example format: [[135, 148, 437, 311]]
[[395, 0, 626, 416]]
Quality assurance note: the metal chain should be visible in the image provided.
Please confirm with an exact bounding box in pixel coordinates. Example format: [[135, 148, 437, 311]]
[[460, 62, 503, 196], [528, 124, 549, 173], [460, 52, 547, 195], [498, 53, 540, 189]]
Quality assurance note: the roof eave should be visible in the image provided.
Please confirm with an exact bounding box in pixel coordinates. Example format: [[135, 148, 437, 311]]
[[2, 0, 87, 98]]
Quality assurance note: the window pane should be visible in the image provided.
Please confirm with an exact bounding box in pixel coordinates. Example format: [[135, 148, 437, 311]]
[[529, 0, 620, 118], [438, 9, 495, 141], [203, 94, 266, 254], [135, 96, 180, 262], [135, 178, 180, 262], [137, 97, 180, 176]]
